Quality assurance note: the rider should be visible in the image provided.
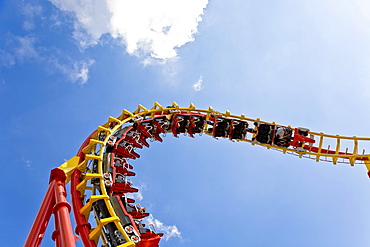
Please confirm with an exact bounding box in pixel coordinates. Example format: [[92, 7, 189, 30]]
[[275, 127, 285, 139]]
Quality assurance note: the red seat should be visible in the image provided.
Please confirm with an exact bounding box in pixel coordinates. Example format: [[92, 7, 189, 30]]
[[111, 182, 139, 193], [128, 210, 150, 219], [135, 124, 152, 138], [138, 133, 150, 147], [136, 235, 162, 247], [115, 166, 136, 177], [114, 145, 140, 159], [170, 116, 181, 137], [124, 134, 143, 148]]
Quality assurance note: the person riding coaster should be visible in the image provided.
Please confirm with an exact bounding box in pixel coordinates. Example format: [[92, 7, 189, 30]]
[[274, 127, 293, 147], [207, 116, 248, 140], [253, 122, 314, 150]]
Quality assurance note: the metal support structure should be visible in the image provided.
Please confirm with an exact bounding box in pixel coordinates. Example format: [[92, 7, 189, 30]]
[[71, 169, 96, 247], [71, 132, 97, 247], [25, 102, 370, 247], [24, 168, 76, 247]]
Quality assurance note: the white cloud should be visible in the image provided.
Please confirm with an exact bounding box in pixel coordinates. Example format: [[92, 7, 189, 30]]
[[49, 0, 209, 60], [20, 157, 33, 170], [22, 4, 43, 31], [144, 215, 182, 241], [50, 58, 95, 85], [25, 160, 32, 168], [0, 35, 95, 85], [73, 60, 94, 84], [127, 183, 181, 241], [0, 35, 38, 67], [130, 183, 147, 201], [193, 75, 203, 91]]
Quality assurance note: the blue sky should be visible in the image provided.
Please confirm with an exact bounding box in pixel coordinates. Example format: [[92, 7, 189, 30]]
[[2, 0, 370, 246]]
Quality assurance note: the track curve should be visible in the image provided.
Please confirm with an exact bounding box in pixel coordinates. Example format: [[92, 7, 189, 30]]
[[69, 102, 370, 247]]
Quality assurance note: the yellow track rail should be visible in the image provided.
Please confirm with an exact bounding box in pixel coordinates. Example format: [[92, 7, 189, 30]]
[[58, 102, 370, 246]]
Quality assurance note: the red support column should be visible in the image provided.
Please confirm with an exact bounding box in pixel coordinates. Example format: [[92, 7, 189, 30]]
[[24, 180, 56, 247], [51, 168, 76, 247], [52, 212, 62, 247], [25, 130, 98, 247], [25, 168, 78, 247]]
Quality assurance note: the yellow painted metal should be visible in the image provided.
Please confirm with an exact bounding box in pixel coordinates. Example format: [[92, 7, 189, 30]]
[[82, 139, 104, 154], [117, 242, 136, 247], [134, 104, 148, 114], [84, 154, 102, 161], [76, 174, 102, 194], [150, 102, 164, 117], [365, 160, 370, 171], [89, 216, 120, 243], [350, 138, 359, 166], [79, 195, 109, 220], [187, 103, 196, 113], [109, 116, 122, 123], [89, 126, 112, 141], [118, 109, 134, 121], [315, 134, 324, 162], [152, 102, 163, 110], [69, 102, 370, 247], [333, 135, 341, 165], [56, 156, 80, 183], [101, 117, 122, 129], [89, 101, 370, 167]]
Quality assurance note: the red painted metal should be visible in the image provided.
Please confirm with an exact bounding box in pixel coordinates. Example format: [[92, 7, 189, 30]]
[[71, 169, 96, 247], [114, 145, 140, 159], [135, 124, 152, 138], [290, 128, 315, 147], [70, 131, 97, 247], [52, 212, 62, 247], [25, 168, 77, 247], [170, 115, 180, 137], [125, 135, 143, 148], [137, 235, 162, 247], [29, 108, 369, 247], [51, 168, 76, 247], [24, 180, 55, 247], [112, 195, 162, 247], [304, 145, 370, 161], [138, 133, 150, 147]]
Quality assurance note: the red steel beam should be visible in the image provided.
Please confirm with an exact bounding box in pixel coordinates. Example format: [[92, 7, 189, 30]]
[[70, 131, 97, 247], [71, 169, 96, 247], [24, 180, 56, 247], [25, 168, 78, 247], [52, 211, 62, 247], [51, 168, 76, 247]]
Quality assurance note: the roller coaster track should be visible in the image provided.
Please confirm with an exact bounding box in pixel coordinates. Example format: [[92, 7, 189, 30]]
[[25, 102, 370, 247]]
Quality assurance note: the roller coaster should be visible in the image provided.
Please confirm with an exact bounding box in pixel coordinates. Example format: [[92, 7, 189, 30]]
[[24, 102, 370, 247]]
